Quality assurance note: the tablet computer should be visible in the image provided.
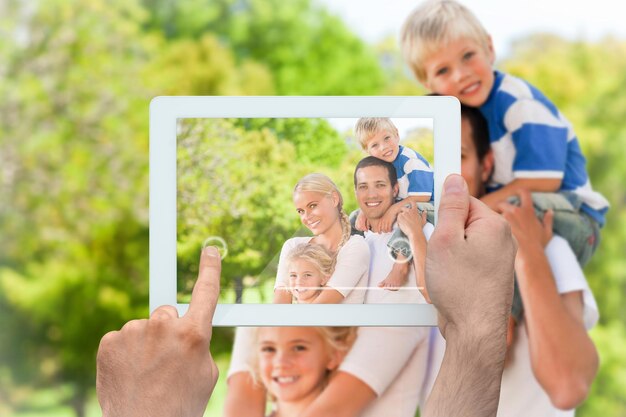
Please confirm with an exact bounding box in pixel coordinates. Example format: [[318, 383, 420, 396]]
[[150, 96, 460, 326]]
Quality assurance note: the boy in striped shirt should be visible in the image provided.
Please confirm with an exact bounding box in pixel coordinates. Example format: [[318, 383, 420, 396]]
[[353, 117, 434, 291], [400, 0, 608, 267]]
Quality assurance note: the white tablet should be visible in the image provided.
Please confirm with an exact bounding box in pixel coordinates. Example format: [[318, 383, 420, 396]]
[[150, 96, 460, 326]]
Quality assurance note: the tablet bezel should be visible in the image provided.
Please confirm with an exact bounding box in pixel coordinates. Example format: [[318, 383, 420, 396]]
[[150, 96, 460, 326]]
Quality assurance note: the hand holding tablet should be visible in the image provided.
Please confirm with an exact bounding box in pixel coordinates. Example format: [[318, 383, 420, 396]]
[[96, 247, 221, 417], [97, 175, 515, 417]]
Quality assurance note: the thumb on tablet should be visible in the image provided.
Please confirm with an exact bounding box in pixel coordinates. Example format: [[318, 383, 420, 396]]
[[434, 174, 469, 242], [186, 246, 221, 332]]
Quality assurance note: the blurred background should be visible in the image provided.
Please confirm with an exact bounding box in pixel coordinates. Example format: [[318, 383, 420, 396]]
[[1, 0, 625, 415]]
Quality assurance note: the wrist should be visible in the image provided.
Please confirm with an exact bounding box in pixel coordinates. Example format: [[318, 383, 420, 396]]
[[515, 241, 545, 268], [444, 312, 508, 343]]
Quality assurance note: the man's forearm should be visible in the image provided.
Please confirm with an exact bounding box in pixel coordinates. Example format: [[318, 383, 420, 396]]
[[515, 245, 598, 408], [424, 327, 507, 417], [408, 232, 429, 302]]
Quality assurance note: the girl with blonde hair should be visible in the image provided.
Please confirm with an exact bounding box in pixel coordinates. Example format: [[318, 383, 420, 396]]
[[285, 243, 335, 303], [248, 326, 357, 417]]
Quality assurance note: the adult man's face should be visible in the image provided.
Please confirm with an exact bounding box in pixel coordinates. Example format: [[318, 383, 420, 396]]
[[355, 165, 398, 221], [461, 117, 493, 199]]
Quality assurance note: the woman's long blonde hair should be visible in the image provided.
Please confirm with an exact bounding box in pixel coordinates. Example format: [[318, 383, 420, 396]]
[[293, 173, 352, 251]]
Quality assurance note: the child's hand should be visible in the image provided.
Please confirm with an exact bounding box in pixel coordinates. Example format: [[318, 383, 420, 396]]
[[377, 206, 399, 233], [355, 211, 370, 232]]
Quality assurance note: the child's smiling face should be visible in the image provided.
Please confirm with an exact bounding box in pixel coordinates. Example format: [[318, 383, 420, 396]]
[[365, 129, 400, 163], [422, 37, 495, 108], [258, 327, 337, 405], [288, 259, 328, 303]]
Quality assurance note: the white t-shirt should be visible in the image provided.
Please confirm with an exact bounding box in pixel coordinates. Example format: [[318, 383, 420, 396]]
[[229, 223, 434, 417], [340, 326, 430, 417], [421, 235, 599, 417], [274, 235, 370, 304], [364, 223, 434, 304]]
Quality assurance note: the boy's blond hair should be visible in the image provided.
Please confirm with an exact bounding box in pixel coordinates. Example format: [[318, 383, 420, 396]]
[[354, 117, 399, 150], [400, 0, 491, 82]]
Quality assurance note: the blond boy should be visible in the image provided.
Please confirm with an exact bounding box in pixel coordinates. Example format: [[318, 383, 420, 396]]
[[400, 0, 608, 240], [353, 118, 434, 290]]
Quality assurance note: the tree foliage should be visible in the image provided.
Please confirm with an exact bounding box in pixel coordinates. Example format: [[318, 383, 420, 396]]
[[141, 0, 386, 95], [0, 1, 625, 415]]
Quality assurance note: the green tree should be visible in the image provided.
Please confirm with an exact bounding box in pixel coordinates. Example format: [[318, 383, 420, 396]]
[[0, 0, 153, 415], [141, 0, 386, 95]]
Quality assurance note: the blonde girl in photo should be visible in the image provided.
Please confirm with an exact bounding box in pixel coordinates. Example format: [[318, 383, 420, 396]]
[[249, 326, 357, 417]]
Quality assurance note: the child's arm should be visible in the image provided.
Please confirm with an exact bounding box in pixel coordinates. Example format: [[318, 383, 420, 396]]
[[376, 195, 430, 233], [355, 210, 370, 232], [481, 178, 561, 213], [310, 288, 345, 304]]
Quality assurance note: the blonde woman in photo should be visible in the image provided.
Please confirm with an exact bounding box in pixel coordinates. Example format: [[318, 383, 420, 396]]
[[273, 173, 370, 304]]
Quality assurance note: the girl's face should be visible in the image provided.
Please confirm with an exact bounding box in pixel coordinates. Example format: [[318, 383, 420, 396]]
[[293, 190, 340, 236], [258, 327, 339, 405], [288, 259, 328, 303]]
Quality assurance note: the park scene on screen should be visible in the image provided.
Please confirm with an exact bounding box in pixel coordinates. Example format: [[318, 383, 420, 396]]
[[176, 117, 434, 304]]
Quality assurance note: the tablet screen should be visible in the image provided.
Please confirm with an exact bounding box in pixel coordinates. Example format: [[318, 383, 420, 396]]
[[176, 117, 434, 305]]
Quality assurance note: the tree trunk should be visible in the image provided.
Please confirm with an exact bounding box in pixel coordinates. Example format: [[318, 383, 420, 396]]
[[234, 275, 243, 303], [71, 385, 87, 417]]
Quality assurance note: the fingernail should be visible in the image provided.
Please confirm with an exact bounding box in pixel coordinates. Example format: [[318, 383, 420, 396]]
[[444, 174, 465, 195], [203, 246, 220, 257]]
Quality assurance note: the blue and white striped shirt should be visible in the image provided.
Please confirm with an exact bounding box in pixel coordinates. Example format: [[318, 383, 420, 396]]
[[392, 145, 434, 201], [480, 71, 609, 225]]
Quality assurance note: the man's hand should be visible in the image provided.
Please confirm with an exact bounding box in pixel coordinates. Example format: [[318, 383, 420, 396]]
[[96, 247, 221, 417], [397, 204, 427, 240], [423, 174, 517, 417], [397, 206, 429, 301], [426, 175, 516, 339], [498, 189, 553, 252]]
